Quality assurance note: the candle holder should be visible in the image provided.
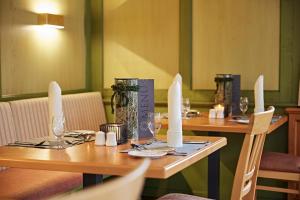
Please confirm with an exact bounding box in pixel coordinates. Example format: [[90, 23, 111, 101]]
[[100, 123, 127, 144], [214, 104, 225, 119]]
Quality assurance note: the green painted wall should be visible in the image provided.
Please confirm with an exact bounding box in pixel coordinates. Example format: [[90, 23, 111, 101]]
[[0, 0, 298, 199], [92, 0, 300, 200]]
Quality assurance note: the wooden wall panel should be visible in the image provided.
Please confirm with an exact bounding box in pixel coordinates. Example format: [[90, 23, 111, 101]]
[[103, 0, 179, 89], [0, 0, 86, 96], [192, 0, 280, 90]]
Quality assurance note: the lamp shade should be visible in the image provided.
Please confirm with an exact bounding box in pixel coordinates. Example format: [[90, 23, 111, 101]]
[[38, 13, 64, 29]]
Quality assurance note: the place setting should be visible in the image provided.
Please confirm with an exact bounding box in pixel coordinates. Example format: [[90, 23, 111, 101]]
[[109, 74, 211, 159]]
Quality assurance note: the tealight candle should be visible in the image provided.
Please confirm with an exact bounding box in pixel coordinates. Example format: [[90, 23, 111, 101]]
[[214, 104, 224, 119]]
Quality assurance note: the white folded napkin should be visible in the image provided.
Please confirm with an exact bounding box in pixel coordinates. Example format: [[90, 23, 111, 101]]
[[167, 73, 183, 147], [48, 81, 63, 137], [254, 75, 264, 113]]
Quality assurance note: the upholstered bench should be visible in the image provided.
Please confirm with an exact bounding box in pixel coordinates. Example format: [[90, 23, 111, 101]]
[[0, 92, 106, 200]]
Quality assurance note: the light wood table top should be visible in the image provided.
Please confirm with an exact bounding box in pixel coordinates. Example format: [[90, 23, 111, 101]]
[[162, 113, 288, 133], [0, 135, 226, 179]]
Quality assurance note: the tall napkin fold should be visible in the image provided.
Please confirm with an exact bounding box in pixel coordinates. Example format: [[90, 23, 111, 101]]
[[254, 75, 264, 113], [48, 81, 63, 138], [167, 74, 183, 147]]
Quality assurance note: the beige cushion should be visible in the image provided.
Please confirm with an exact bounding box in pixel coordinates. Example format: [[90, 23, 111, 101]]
[[10, 97, 49, 140], [0, 168, 82, 200], [0, 102, 17, 171], [0, 102, 16, 145], [62, 92, 106, 131], [10, 92, 107, 140]]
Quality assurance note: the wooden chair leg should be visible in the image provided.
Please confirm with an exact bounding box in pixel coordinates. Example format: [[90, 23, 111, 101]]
[[288, 182, 299, 200]]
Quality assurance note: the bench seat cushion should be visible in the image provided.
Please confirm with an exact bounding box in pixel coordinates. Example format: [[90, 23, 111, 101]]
[[0, 168, 82, 200], [260, 152, 300, 173]]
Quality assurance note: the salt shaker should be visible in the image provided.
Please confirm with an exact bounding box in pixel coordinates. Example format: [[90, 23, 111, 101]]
[[95, 131, 106, 146], [106, 132, 117, 146]]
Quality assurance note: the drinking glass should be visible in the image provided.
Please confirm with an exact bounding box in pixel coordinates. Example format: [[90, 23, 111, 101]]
[[52, 114, 66, 149], [182, 98, 191, 119], [240, 97, 248, 117], [147, 112, 161, 143]]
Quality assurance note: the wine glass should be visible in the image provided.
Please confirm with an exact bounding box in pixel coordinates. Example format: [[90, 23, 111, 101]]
[[52, 114, 66, 149], [240, 97, 248, 118], [182, 98, 191, 119], [147, 112, 161, 143]]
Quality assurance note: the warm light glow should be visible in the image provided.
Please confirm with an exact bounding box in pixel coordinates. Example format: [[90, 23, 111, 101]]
[[40, 24, 64, 29], [34, 1, 61, 14], [30, 25, 61, 45], [104, 41, 175, 89], [214, 104, 224, 109]]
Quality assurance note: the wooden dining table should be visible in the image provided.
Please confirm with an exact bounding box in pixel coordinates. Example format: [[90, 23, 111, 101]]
[[0, 135, 226, 198], [161, 113, 288, 200]]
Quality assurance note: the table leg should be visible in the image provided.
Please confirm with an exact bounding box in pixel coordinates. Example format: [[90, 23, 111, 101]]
[[208, 132, 220, 200], [83, 173, 103, 188]]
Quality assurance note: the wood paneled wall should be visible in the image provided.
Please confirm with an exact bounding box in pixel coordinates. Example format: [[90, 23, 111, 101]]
[[0, 0, 86, 96], [192, 0, 280, 90], [103, 0, 179, 89]]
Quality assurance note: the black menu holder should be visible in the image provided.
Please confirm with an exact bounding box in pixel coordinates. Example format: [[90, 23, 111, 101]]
[[232, 75, 241, 115]]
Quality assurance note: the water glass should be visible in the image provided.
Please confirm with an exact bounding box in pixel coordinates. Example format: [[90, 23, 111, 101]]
[[240, 97, 248, 116], [182, 98, 191, 119], [51, 114, 66, 149], [147, 112, 161, 142]]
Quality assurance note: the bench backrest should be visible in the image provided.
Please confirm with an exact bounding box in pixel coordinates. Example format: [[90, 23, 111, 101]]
[[9, 92, 106, 141], [0, 102, 17, 171], [10, 97, 49, 140], [62, 92, 106, 131], [0, 102, 17, 145]]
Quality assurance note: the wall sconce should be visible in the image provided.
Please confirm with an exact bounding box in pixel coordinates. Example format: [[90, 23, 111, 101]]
[[38, 13, 64, 29]]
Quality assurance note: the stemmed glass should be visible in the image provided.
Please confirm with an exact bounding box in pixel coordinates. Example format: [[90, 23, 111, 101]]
[[52, 114, 66, 149], [182, 98, 191, 119], [240, 97, 249, 118], [147, 112, 161, 143]]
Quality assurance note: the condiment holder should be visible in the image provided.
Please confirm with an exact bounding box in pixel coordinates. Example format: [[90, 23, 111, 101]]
[[99, 123, 127, 144]]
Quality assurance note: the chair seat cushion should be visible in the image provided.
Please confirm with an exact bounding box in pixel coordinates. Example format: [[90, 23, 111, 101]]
[[0, 168, 82, 200], [157, 193, 210, 200], [260, 152, 300, 173]]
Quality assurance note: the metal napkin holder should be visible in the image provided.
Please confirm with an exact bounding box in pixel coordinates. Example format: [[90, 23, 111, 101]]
[[99, 123, 127, 144]]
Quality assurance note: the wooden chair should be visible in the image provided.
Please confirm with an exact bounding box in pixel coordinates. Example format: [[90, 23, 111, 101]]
[[157, 106, 275, 200], [256, 152, 300, 198], [49, 159, 151, 200]]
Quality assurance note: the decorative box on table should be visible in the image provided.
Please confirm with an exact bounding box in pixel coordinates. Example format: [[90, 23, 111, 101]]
[[111, 78, 154, 142]]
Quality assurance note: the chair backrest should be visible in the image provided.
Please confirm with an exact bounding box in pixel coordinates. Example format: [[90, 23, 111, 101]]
[[49, 159, 151, 200], [0, 102, 17, 171], [231, 106, 275, 200]]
